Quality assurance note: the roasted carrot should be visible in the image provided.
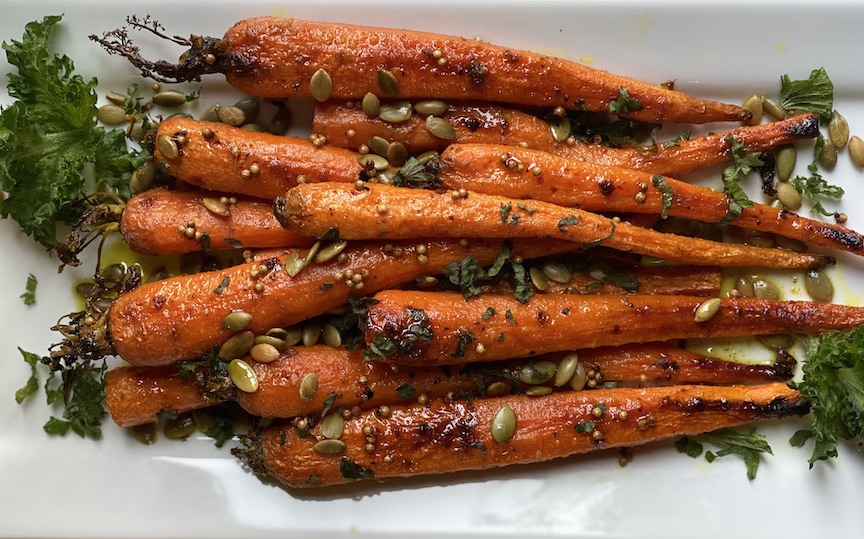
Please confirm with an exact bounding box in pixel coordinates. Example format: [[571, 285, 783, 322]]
[[153, 117, 361, 199], [105, 365, 213, 428], [241, 382, 805, 488], [275, 183, 833, 269], [121, 188, 312, 255], [316, 101, 817, 176], [364, 290, 864, 365], [108, 238, 576, 367], [98, 17, 748, 124], [437, 143, 864, 254]]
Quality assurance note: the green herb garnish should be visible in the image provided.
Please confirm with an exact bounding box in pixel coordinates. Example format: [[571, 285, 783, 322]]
[[778, 67, 834, 123], [720, 136, 762, 224], [676, 428, 772, 480], [608, 87, 643, 117]]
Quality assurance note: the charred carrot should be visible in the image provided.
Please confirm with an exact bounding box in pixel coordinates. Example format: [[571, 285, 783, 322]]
[[240, 382, 805, 487], [316, 101, 816, 176], [108, 238, 575, 367], [153, 117, 361, 199], [364, 290, 864, 365], [121, 188, 312, 255], [437, 143, 864, 254], [96, 17, 749, 125], [105, 340, 792, 428], [275, 183, 833, 269]]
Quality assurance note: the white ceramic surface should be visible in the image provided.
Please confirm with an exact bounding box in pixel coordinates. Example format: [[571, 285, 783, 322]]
[[1, 1, 863, 537]]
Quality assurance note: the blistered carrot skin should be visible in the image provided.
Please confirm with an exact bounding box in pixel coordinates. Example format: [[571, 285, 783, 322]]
[[364, 290, 864, 366], [317, 103, 816, 177], [276, 183, 833, 269], [247, 383, 805, 488], [120, 188, 312, 255], [153, 117, 361, 199], [108, 238, 576, 367], [105, 366, 216, 428], [438, 143, 864, 254]]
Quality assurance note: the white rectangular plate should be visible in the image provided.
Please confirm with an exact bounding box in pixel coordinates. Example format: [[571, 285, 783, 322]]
[[1, 1, 863, 537]]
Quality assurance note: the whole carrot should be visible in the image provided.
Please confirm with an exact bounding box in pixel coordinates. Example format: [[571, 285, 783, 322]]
[[364, 290, 864, 365], [275, 183, 833, 269], [437, 143, 864, 254], [108, 238, 575, 367], [104, 342, 793, 428], [241, 382, 805, 488], [121, 188, 312, 255], [316, 101, 816, 177], [94, 17, 749, 125], [153, 117, 361, 199]]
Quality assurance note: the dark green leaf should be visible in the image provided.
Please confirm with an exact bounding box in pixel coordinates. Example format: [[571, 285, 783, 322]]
[[675, 436, 704, 458], [499, 202, 512, 223], [396, 384, 416, 400], [779, 68, 834, 123], [20, 273, 37, 305], [321, 392, 340, 417], [339, 457, 375, 481], [574, 420, 595, 433], [15, 347, 41, 404], [43, 417, 71, 435], [651, 174, 674, 219], [719, 136, 761, 224], [557, 215, 579, 233], [608, 87, 643, 116], [789, 429, 814, 448]]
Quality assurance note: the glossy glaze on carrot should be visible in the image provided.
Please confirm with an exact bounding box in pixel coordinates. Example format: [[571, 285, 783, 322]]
[[105, 366, 214, 428]]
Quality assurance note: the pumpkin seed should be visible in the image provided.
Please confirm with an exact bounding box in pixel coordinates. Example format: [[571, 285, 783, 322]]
[[302, 321, 322, 346], [129, 117, 150, 142], [313, 439, 346, 455], [775, 181, 802, 211], [425, 115, 456, 140], [217, 105, 246, 127], [414, 99, 449, 116], [228, 359, 259, 393], [253, 335, 287, 351], [775, 235, 807, 252], [735, 276, 755, 298], [741, 94, 763, 126], [97, 104, 127, 125], [105, 90, 126, 106], [570, 361, 588, 391], [486, 381, 510, 397], [379, 101, 413, 123], [694, 297, 721, 322], [529, 266, 549, 291], [519, 360, 557, 385], [361, 92, 381, 117], [761, 96, 786, 120], [554, 353, 579, 387], [417, 150, 439, 165], [752, 277, 781, 300], [152, 90, 188, 108], [299, 372, 319, 401], [315, 241, 348, 263], [358, 153, 390, 170], [163, 413, 196, 439], [266, 327, 289, 340], [849, 135, 864, 167], [775, 145, 796, 181], [804, 268, 834, 303], [234, 98, 260, 124], [284, 251, 305, 277], [549, 117, 572, 143], [368, 136, 391, 157], [541, 260, 572, 284], [157, 135, 179, 159], [250, 342, 281, 363], [283, 326, 303, 346], [221, 310, 253, 331], [241, 123, 267, 132], [491, 405, 517, 444], [758, 334, 794, 350], [829, 110, 850, 148], [321, 323, 342, 348], [100, 263, 126, 286], [201, 104, 221, 122], [386, 141, 409, 167], [191, 409, 218, 433], [320, 413, 345, 439], [92, 295, 113, 313], [130, 160, 157, 194], [218, 331, 255, 360], [310, 68, 334, 102], [269, 107, 293, 135], [377, 69, 400, 96], [202, 197, 230, 217], [525, 386, 553, 396], [745, 230, 776, 248], [818, 137, 838, 170], [130, 423, 158, 445], [76, 282, 97, 298], [303, 240, 323, 267]]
